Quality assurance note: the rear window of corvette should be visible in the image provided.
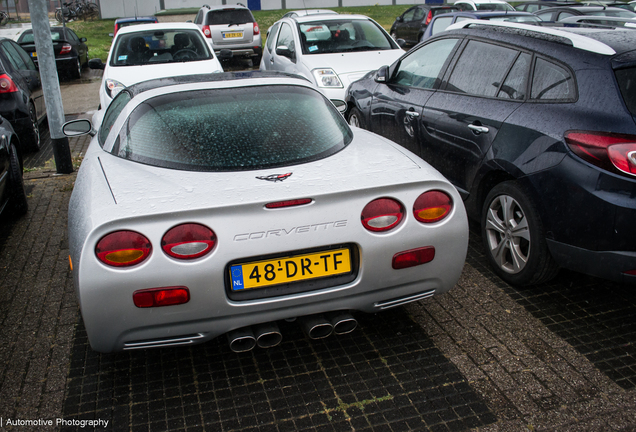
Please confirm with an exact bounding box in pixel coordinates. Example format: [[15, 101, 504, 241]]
[[112, 85, 353, 171]]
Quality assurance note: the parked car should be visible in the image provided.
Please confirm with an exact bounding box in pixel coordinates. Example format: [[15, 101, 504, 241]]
[[0, 37, 45, 153], [515, 1, 578, 13], [63, 71, 469, 353], [88, 22, 225, 110], [112, 16, 158, 37], [193, 3, 262, 65], [260, 14, 404, 112], [16, 27, 88, 79], [559, 15, 636, 26], [454, 0, 515, 11], [389, 4, 459, 46], [0, 116, 27, 218], [421, 10, 541, 41], [535, 5, 636, 21], [282, 9, 337, 18], [345, 20, 636, 286]]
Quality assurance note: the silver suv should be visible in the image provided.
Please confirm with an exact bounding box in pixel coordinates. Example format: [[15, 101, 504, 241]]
[[194, 3, 262, 65]]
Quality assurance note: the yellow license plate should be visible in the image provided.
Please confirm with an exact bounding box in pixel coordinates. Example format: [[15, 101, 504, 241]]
[[230, 248, 352, 291], [223, 32, 243, 39]]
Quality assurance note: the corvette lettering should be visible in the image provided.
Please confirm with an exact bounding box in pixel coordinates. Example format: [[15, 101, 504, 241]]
[[234, 220, 348, 241]]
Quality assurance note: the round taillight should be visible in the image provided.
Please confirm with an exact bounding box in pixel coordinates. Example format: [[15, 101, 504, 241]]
[[162, 223, 216, 259], [413, 191, 452, 223], [95, 231, 152, 267], [361, 198, 404, 232]]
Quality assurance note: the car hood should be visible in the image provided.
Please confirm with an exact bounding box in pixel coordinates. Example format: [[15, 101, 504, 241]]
[[89, 128, 438, 218], [104, 60, 223, 87], [302, 49, 403, 77]]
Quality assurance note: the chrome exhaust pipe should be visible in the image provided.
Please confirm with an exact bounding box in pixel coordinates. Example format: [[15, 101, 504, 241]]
[[254, 322, 282, 348], [226, 327, 256, 353], [326, 311, 357, 335], [299, 314, 333, 339]]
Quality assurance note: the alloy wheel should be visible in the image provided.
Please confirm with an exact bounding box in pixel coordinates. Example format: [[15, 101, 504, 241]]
[[484, 194, 530, 274]]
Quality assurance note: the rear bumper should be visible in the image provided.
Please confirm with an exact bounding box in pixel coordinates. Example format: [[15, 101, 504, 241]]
[[547, 240, 636, 285]]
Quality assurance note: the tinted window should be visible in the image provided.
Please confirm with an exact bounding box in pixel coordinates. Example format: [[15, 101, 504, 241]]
[[99, 91, 131, 147], [113, 86, 353, 171], [402, 8, 417, 21], [1, 41, 26, 70], [13, 41, 36, 71], [447, 40, 518, 97], [531, 58, 574, 100], [206, 9, 253, 25], [498, 52, 531, 100], [394, 38, 459, 89], [535, 11, 553, 20], [413, 8, 425, 21], [300, 19, 394, 54], [616, 67, 636, 116], [266, 22, 280, 52], [110, 29, 212, 66]]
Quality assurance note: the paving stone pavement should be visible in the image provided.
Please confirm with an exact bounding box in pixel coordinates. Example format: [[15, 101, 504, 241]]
[[1, 94, 636, 431]]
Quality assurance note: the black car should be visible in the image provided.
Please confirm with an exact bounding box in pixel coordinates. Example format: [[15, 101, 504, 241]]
[[390, 4, 459, 46], [0, 116, 27, 218], [534, 5, 636, 21], [17, 27, 88, 79], [345, 21, 636, 286], [0, 37, 46, 153]]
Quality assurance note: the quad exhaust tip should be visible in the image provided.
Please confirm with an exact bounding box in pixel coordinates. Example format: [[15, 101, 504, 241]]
[[227, 322, 283, 352]]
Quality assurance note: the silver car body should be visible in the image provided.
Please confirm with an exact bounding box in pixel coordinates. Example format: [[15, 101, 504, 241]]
[[261, 14, 404, 109], [68, 73, 469, 353]]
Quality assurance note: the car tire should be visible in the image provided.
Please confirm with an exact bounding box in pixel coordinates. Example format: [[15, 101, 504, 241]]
[[23, 102, 41, 153], [72, 57, 81, 79], [347, 107, 366, 129], [481, 181, 559, 286], [8, 143, 28, 216]]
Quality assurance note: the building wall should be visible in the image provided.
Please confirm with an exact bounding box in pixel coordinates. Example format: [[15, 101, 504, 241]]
[[98, 0, 428, 19]]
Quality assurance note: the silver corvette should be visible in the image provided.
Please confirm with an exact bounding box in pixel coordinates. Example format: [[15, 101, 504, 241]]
[[64, 72, 469, 353]]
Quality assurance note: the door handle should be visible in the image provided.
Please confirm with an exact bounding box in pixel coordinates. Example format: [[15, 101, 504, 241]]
[[468, 124, 489, 134], [405, 110, 419, 118]]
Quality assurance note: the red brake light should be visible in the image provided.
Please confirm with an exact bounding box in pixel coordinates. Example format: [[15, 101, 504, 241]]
[[0, 74, 18, 93], [413, 191, 452, 223], [425, 11, 433, 26], [60, 43, 72, 55], [392, 246, 435, 269], [95, 231, 152, 267], [202, 25, 211, 37], [114, 25, 120, 36], [566, 131, 636, 178], [162, 223, 216, 259], [265, 198, 312, 209], [361, 198, 404, 232], [253, 22, 260, 35], [133, 287, 190, 308]]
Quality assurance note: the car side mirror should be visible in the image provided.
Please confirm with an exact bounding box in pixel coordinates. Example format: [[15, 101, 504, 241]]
[[63, 119, 94, 137], [80, 37, 87, 42], [276, 45, 295, 61], [109, 32, 114, 37], [88, 58, 105, 70], [218, 49, 233, 60], [397, 16, 404, 23], [375, 65, 390, 83], [396, 38, 406, 49]]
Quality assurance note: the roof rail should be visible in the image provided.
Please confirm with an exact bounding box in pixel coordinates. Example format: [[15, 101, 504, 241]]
[[445, 19, 616, 55]]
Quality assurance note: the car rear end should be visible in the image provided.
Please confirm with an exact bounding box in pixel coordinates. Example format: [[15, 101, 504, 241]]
[[528, 33, 636, 284], [202, 6, 262, 60], [69, 76, 468, 352], [18, 29, 76, 72]]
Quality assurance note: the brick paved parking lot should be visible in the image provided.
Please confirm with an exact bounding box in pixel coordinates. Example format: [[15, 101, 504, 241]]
[[1, 74, 636, 431]]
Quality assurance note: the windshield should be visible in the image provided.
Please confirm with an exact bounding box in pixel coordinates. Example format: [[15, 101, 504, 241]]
[[110, 29, 212, 66], [112, 85, 353, 171], [300, 19, 395, 54], [19, 29, 64, 43]]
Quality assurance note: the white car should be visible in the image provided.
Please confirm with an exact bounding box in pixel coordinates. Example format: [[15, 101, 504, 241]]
[[62, 72, 468, 353], [261, 14, 404, 111], [88, 22, 224, 110], [454, 0, 515, 11]]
